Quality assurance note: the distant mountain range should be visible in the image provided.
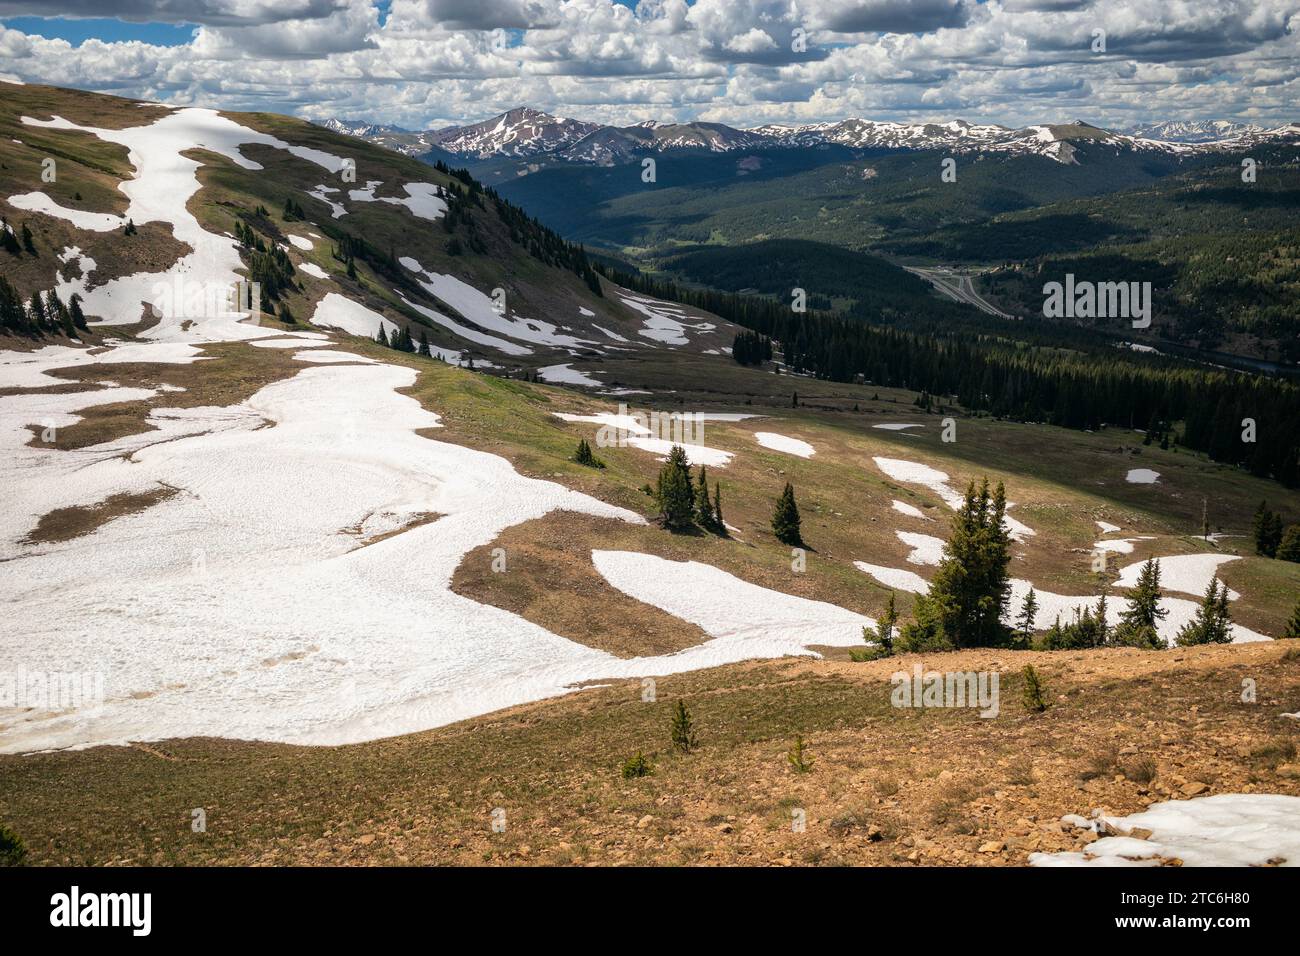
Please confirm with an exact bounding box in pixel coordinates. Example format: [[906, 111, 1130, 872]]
[[320, 109, 1300, 167]]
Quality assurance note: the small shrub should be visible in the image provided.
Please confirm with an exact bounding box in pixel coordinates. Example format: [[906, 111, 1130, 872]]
[[0, 823, 26, 866], [1021, 664, 1047, 713], [670, 699, 698, 754], [1247, 739, 1297, 770], [1123, 756, 1158, 784], [787, 734, 814, 773], [1080, 746, 1118, 781], [621, 751, 654, 779]]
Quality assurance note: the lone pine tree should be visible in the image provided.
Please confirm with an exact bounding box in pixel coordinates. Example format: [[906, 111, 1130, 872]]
[[670, 699, 698, 754], [771, 482, 802, 545]]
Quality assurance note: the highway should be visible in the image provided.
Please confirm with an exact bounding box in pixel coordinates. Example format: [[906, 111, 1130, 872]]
[[904, 265, 1013, 319]]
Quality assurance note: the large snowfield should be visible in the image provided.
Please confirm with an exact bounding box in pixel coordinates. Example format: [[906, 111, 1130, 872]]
[[0, 105, 874, 754]]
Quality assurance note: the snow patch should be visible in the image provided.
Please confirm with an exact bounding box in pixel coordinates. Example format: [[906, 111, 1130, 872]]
[[1031, 795, 1300, 867], [754, 431, 814, 458]]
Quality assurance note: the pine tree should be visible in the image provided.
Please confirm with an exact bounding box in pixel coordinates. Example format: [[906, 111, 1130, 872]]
[[1114, 557, 1168, 648], [418, 330, 431, 358], [1021, 664, 1047, 713], [771, 482, 802, 546], [1013, 587, 1039, 649], [712, 482, 724, 534], [787, 735, 814, 773], [670, 699, 697, 754], [375, 324, 389, 347], [915, 478, 1012, 648], [277, 302, 295, 325], [1094, 592, 1110, 647], [1265, 512, 1285, 557], [21, 221, 35, 253], [1, 219, 20, 255], [68, 293, 87, 331], [1278, 525, 1300, 563], [1254, 501, 1279, 557], [655, 445, 695, 530], [573, 438, 604, 469], [1282, 597, 1300, 639], [876, 592, 897, 654], [28, 292, 47, 333], [694, 465, 715, 530], [1176, 578, 1233, 645]]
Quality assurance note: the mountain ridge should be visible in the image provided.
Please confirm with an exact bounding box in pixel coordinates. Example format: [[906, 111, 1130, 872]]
[[319, 108, 1300, 166]]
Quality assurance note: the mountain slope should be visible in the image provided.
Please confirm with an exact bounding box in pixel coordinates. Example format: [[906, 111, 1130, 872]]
[[0, 84, 740, 382]]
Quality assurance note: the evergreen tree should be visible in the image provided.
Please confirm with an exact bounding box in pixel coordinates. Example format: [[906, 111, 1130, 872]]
[[418, 330, 431, 358], [1175, 578, 1233, 646], [670, 699, 697, 754], [712, 482, 724, 534], [1278, 525, 1300, 563], [876, 592, 897, 655], [1021, 664, 1047, 713], [1094, 592, 1110, 647], [1, 219, 20, 255], [375, 324, 389, 348], [694, 466, 715, 531], [897, 593, 951, 652], [573, 438, 604, 469], [1113, 557, 1168, 648], [915, 478, 1012, 648], [655, 445, 695, 530], [1254, 501, 1281, 557], [771, 482, 802, 546], [21, 221, 35, 253], [1282, 597, 1300, 640], [27, 292, 47, 332], [68, 293, 87, 331], [1013, 587, 1039, 649], [787, 735, 814, 773], [277, 302, 294, 325], [1265, 512, 1285, 557]]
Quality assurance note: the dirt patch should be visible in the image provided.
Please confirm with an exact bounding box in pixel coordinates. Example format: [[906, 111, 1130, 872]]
[[453, 511, 712, 657], [23, 485, 178, 544], [20, 339, 316, 449]]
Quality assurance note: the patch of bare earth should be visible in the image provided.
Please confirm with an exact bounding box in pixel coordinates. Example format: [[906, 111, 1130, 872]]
[[23, 485, 178, 544], [453, 511, 711, 657]]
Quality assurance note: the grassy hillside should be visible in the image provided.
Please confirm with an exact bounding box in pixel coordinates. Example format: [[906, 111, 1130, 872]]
[[3, 641, 1296, 865]]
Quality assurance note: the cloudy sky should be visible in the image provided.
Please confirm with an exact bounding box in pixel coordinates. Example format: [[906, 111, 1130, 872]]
[[1, 1, 1297, 130]]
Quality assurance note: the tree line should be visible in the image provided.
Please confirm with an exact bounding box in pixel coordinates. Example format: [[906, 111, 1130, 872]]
[[596, 262, 1300, 487]]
